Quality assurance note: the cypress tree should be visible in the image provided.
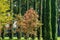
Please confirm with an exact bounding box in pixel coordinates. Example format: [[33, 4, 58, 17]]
[[42, 0, 46, 40], [51, 0, 58, 40], [42, 0, 52, 40], [45, 0, 52, 40]]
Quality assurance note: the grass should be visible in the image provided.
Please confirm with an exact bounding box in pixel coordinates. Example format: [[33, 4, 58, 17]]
[[57, 37, 60, 40], [0, 37, 60, 40]]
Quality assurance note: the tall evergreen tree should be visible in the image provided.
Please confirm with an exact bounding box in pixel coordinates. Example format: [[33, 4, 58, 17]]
[[42, 0, 52, 40], [51, 0, 58, 40]]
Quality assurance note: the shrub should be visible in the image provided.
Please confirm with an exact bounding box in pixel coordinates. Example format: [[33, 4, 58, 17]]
[[16, 8, 42, 36]]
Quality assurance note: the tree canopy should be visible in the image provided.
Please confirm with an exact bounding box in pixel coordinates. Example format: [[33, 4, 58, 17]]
[[0, 0, 13, 26]]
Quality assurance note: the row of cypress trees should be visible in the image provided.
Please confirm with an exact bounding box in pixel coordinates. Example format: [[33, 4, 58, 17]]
[[42, 0, 58, 40]]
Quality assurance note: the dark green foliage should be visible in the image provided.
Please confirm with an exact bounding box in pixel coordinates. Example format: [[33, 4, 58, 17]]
[[42, 0, 52, 40], [42, 0, 46, 40], [42, 0, 58, 40], [51, 0, 58, 40], [45, 0, 52, 40]]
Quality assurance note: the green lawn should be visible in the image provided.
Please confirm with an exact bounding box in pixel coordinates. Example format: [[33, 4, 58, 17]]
[[57, 37, 60, 40], [0, 37, 60, 40], [0, 37, 38, 40]]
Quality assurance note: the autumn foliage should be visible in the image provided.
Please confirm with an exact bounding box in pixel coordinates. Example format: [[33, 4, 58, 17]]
[[17, 8, 42, 36]]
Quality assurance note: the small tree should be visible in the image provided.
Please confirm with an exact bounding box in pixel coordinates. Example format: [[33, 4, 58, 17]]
[[17, 8, 42, 37]]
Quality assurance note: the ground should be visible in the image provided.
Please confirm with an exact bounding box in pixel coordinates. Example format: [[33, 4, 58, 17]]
[[0, 37, 60, 40], [58, 37, 60, 40]]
